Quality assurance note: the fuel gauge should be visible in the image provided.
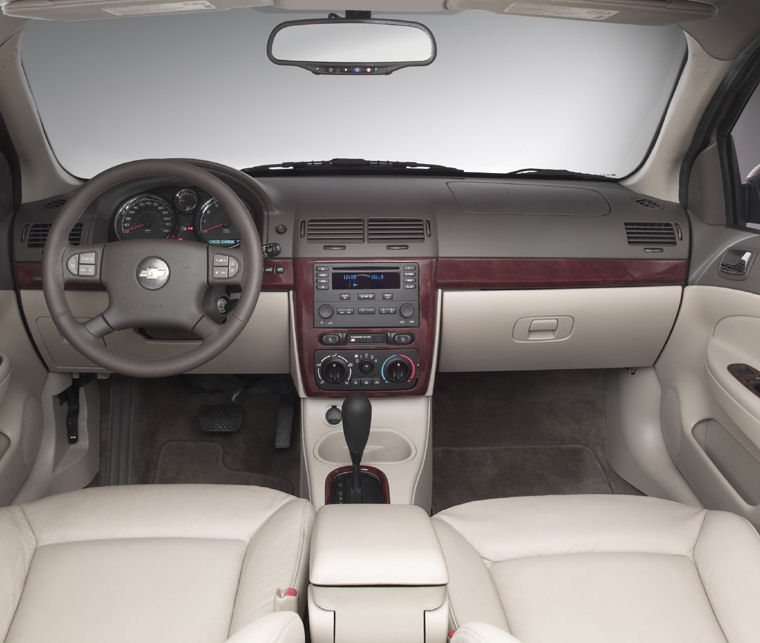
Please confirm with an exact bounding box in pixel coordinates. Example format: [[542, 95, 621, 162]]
[[174, 188, 199, 213]]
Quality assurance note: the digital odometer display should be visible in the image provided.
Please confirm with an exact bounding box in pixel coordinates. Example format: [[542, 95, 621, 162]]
[[333, 271, 400, 289]]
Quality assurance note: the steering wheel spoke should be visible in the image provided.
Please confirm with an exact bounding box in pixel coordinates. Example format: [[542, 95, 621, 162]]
[[208, 247, 245, 287], [63, 244, 106, 286], [84, 312, 115, 338], [191, 314, 222, 339]]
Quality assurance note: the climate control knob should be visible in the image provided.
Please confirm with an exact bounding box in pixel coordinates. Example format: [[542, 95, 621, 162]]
[[386, 359, 410, 384], [322, 359, 348, 384], [358, 360, 374, 374]]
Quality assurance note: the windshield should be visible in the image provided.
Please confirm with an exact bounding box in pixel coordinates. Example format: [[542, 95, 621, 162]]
[[21, 9, 686, 179]]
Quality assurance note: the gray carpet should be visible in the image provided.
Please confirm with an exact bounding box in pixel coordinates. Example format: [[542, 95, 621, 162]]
[[433, 445, 611, 512], [94, 375, 300, 493], [432, 370, 640, 512]]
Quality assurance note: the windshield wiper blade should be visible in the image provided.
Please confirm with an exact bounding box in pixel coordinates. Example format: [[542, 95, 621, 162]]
[[244, 158, 464, 174], [500, 168, 615, 181]]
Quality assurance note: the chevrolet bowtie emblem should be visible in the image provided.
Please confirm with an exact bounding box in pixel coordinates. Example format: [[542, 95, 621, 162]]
[[136, 257, 170, 290]]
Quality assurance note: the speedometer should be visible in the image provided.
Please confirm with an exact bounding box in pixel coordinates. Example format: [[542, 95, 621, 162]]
[[196, 198, 240, 246], [115, 195, 175, 240]]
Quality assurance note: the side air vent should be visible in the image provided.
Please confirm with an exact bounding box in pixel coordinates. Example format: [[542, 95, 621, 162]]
[[43, 197, 67, 210], [367, 218, 426, 243], [305, 219, 364, 243], [624, 222, 677, 246], [26, 222, 83, 248], [633, 197, 663, 210]]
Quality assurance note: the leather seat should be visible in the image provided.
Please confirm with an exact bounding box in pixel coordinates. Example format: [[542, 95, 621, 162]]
[[433, 495, 760, 643], [0, 484, 314, 643]]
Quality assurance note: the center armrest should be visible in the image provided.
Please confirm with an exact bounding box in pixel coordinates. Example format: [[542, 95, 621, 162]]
[[309, 504, 449, 587]]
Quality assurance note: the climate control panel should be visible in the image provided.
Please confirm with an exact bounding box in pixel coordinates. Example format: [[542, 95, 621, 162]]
[[314, 349, 419, 391]]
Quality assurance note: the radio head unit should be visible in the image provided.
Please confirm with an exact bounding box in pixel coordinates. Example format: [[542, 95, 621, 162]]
[[313, 263, 419, 329]]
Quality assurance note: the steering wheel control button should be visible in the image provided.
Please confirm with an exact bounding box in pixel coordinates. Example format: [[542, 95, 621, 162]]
[[136, 257, 170, 290], [67, 255, 79, 275], [228, 257, 239, 277], [213, 254, 229, 266], [213, 266, 229, 279], [79, 252, 96, 265], [78, 264, 96, 277]]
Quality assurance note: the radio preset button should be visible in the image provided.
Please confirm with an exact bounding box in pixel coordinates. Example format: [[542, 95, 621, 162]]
[[336, 308, 355, 315], [382, 293, 393, 300], [358, 307, 376, 315], [380, 307, 397, 314], [358, 293, 375, 300], [339, 293, 351, 301], [316, 278, 328, 284], [403, 264, 416, 270], [403, 284, 416, 289], [403, 278, 417, 284], [316, 285, 329, 290]]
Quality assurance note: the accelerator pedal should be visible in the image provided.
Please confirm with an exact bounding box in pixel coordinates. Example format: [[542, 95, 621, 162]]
[[198, 404, 244, 433], [275, 396, 296, 449]]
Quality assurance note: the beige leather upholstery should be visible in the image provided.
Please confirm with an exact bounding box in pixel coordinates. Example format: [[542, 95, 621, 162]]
[[451, 623, 522, 643], [0, 484, 314, 643], [433, 495, 760, 643]]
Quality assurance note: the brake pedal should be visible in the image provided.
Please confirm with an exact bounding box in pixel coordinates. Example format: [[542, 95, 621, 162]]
[[198, 404, 244, 433]]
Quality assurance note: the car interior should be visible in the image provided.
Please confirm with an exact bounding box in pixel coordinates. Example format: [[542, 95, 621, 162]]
[[1, 0, 760, 641]]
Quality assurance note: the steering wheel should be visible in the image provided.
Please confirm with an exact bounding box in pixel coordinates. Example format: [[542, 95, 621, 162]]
[[42, 159, 263, 378]]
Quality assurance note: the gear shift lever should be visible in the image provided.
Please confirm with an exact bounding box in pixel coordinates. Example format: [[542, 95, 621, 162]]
[[342, 394, 372, 502]]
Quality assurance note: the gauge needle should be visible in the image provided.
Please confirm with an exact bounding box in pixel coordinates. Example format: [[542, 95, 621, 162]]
[[203, 223, 228, 233], [124, 224, 146, 232]]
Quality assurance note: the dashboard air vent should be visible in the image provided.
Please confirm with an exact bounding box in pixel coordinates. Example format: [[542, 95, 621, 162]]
[[633, 197, 663, 210], [26, 222, 83, 248], [367, 218, 426, 243], [305, 218, 364, 243], [624, 222, 676, 246], [43, 197, 67, 210]]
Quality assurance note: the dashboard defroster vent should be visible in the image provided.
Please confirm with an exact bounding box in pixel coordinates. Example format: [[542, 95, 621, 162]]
[[632, 197, 663, 210], [25, 222, 83, 248], [305, 218, 364, 243], [43, 197, 67, 210], [624, 222, 676, 246], [367, 218, 426, 243]]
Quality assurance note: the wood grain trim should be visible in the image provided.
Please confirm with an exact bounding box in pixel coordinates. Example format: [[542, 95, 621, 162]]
[[14, 259, 294, 291], [437, 258, 688, 289], [324, 465, 390, 505], [294, 258, 436, 398]]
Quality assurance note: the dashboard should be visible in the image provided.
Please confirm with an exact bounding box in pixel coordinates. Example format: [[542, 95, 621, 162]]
[[12, 164, 691, 396]]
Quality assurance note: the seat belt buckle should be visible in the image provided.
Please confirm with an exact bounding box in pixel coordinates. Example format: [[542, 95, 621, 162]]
[[274, 587, 298, 612]]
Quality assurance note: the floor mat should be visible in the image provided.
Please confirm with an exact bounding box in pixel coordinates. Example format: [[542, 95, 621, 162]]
[[432, 371, 640, 510], [155, 441, 292, 492], [433, 445, 611, 512]]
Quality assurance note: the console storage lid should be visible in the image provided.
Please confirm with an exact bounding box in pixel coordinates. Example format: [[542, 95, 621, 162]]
[[309, 504, 448, 587]]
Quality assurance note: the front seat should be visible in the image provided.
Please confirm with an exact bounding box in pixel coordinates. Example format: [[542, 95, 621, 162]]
[[0, 484, 314, 643], [433, 494, 760, 643]]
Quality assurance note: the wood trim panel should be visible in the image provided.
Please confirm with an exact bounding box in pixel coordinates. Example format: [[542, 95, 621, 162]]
[[14, 259, 294, 291], [437, 258, 688, 289], [324, 465, 391, 505], [294, 258, 436, 398]]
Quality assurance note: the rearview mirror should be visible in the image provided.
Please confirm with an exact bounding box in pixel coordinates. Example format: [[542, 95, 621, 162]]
[[267, 18, 436, 75]]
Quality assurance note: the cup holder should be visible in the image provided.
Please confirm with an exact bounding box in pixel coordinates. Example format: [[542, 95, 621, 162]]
[[316, 429, 414, 465]]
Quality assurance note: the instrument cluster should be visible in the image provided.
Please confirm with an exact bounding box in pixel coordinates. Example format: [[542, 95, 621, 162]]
[[113, 187, 241, 246]]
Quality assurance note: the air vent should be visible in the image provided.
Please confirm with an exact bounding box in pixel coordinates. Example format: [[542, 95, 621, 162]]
[[367, 218, 426, 243], [633, 197, 663, 210], [43, 197, 67, 210], [305, 219, 364, 243], [26, 222, 83, 248], [624, 222, 676, 246]]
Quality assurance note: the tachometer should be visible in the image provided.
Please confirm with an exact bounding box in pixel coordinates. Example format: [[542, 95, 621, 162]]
[[115, 195, 175, 240], [196, 198, 240, 246]]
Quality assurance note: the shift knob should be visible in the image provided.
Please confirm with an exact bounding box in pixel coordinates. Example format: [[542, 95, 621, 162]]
[[342, 393, 372, 466]]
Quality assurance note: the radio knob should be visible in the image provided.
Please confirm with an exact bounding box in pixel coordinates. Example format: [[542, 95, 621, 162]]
[[318, 304, 334, 319], [323, 359, 348, 384], [399, 303, 415, 319], [358, 360, 374, 374], [386, 359, 411, 384]]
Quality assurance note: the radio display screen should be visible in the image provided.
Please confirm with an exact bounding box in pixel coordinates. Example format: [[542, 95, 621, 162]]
[[332, 271, 400, 290]]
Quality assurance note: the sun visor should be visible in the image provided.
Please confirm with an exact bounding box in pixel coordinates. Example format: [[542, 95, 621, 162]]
[[445, 0, 716, 26], [0, 0, 272, 20]]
